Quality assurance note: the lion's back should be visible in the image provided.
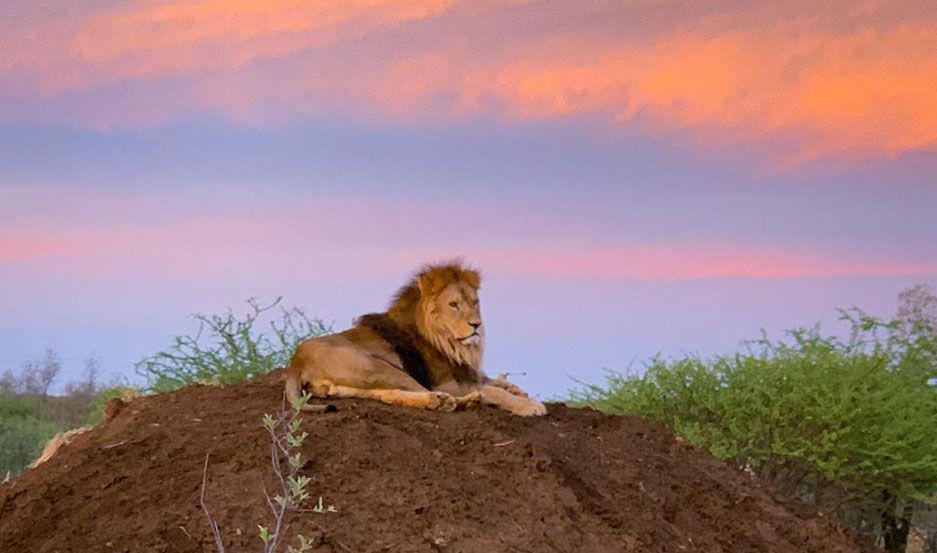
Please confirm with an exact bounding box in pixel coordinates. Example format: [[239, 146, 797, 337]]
[[289, 324, 398, 370]]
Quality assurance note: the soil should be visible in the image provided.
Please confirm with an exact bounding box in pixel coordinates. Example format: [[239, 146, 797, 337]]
[[0, 370, 870, 553]]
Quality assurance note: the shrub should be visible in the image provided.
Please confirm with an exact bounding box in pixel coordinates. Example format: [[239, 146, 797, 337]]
[[137, 298, 330, 393], [0, 355, 103, 476], [571, 307, 937, 551], [0, 398, 59, 476]]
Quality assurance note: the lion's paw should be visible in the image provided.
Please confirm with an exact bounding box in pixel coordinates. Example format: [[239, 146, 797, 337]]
[[513, 400, 547, 417], [427, 392, 457, 412], [492, 375, 529, 398], [455, 390, 482, 409]]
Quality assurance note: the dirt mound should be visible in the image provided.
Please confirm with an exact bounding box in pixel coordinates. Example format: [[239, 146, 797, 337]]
[[0, 371, 868, 552]]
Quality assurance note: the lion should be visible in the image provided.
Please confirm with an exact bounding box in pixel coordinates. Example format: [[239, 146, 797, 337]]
[[286, 261, 546, 416]]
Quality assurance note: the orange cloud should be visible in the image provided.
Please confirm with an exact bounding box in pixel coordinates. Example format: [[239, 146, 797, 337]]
[[378, 25, 937, 162], [3, 0, 455, 94], [72, 0, 454, 73], [2, 1, 936, 163]]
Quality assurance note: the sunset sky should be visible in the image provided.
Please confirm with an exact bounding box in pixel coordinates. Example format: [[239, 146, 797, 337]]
[[2, 0, 935, 395]]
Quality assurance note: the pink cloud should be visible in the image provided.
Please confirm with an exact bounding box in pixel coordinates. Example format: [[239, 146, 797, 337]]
[[393, 243, 937, 281], [0, 235, 90, 261], [7, 191, 933, 281]]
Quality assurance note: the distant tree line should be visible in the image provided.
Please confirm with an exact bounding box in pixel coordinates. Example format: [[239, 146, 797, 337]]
[[0, 352, 107, 476]]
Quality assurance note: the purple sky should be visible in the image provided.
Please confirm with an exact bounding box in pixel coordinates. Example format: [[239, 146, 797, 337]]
[[1, 1, 936, 396]]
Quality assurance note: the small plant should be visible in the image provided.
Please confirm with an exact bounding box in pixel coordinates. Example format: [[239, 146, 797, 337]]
[[201, 393, 333, 553], [138, 298, 331, 393], [310, 496, 337, 514]]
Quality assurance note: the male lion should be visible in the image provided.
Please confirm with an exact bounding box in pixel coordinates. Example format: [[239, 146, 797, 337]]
[[286, 262, 546, 416]]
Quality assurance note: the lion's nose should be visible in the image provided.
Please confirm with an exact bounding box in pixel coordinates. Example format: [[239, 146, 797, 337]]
[[470, 322, 481, 330]]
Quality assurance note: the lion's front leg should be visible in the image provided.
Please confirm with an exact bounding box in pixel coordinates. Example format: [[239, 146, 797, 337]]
[[433, 382, 482, 410], [478, 385, 546, 417]]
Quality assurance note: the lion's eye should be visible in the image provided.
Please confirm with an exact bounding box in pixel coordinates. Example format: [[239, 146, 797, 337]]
[[448, 301, 458, 308]]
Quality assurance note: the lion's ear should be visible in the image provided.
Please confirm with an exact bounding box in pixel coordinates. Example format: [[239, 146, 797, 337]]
[[417, 272, 438, 296], [462, 269, 481, 289]]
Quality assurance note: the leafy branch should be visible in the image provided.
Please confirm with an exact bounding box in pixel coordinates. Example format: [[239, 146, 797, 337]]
[[200, 393, 334, 553]]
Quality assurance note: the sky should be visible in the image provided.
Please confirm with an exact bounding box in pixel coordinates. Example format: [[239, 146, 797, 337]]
[[1, 0, 935, 397]]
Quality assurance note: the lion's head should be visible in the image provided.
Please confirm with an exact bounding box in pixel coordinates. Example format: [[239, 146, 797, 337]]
[[388, 261, 484, 371]]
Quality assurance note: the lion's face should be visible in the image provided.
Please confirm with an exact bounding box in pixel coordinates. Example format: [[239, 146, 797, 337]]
[[429, 282, 483, 346], [416, 270, 484, 369]]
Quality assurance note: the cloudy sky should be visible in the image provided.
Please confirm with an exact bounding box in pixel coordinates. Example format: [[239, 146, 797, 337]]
[[1, 0, 935, 395]]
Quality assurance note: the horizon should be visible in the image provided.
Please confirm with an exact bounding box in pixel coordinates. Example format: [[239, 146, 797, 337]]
[[2, 0, 936, 397]]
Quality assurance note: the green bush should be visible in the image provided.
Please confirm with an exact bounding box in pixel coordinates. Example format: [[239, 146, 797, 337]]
[[0, 396, 59, 476], [0, 357, 103, 477], [137, 298, 330, 393], [0, 393, 43, 420], [571, 308, 937, 550]]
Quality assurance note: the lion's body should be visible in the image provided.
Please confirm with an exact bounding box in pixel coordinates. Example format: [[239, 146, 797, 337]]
[[285, 262, 546, 416]]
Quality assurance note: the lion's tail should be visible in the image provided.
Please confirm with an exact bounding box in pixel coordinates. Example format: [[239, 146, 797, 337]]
[[285, 368, 303, 406], [284, 369, 329, 412]]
